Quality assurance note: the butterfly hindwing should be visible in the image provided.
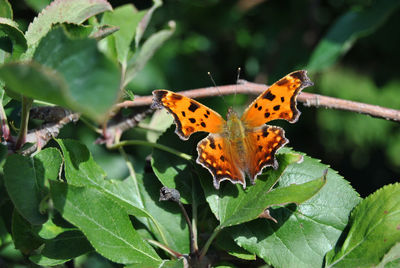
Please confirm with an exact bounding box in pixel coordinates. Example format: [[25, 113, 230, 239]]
[[152, 90, 226, 140], [241, 70, 313, 128], [244, 125, 288, 183], [196, 134, 246, 189]]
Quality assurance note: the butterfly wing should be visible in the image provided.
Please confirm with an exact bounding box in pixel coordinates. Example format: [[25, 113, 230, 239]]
[[196, 134, 246, 189], [152, 90, 226, 140], [244, 125, 288, 183], [241, 70, 313, 128]]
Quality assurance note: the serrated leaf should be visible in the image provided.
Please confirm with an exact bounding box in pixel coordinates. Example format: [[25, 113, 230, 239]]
[[50, 181, 162, 265], [0, 17, 27, 59], [151, 126, 203, 205], [200, 152, 324, 228], [230, 151, 360, 268], [4, 154, 47, 225], [308, 0, 400, 71], [30, 230, 93, 266], [33, 26, 120, 121], [56, 138, 189, 252], [24, 0, 112, 58], [325, 183, 400, 267], [0, 0, 12, 19], [101, 4, 146, 63], [125, 23, 175, 86]]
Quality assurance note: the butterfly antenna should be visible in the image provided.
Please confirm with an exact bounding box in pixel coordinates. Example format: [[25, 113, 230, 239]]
[[207, 71, 229, 111], [234, 67, 241, 107]]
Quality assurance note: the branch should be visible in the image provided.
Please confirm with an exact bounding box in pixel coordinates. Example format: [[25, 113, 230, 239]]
[[116, 81, 400, 123]]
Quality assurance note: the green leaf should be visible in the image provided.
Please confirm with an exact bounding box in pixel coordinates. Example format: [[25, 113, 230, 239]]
[[101, 4, 146, 63], [25, 0, 51, 13], [0, 27, 121, 122], [50, 181, 162, 265], [200, 152, 324, 228], [30, 230, 93, 266], [33, 26, 120, 121], [325, 183, 400, 267], [125, 23, 175, 86], [24, 0, 112, 58], [215, 230, 256, 260], [33, 148, 63, 194], [11, 210, 43, 254], [151, 126, 201, 204], [0, 0, 12, 19], [229, 151, 360, 268], [57, 138, 189, 253], [308, 0, 400, 71], [0, 18, 27, 59], [4, 154, 47, 225], [135, 0, 162, 47], [377, 243, 400, 268], [126, 258, 185, 268]]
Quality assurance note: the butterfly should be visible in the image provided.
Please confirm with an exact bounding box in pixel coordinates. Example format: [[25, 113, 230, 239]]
[[152, 70, 313, 189]]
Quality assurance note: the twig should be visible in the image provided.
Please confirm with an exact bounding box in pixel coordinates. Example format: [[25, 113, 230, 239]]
[[116, 81, 400, 123]]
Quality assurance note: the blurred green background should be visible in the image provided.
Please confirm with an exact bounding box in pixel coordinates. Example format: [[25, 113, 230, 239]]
[[12, 0, 400, 197]]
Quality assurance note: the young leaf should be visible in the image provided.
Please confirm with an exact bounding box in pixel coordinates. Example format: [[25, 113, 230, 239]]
[[50, 181, 162, 265], [33, 148, 63, 192], [325, 183, 400, 267], [308, 0, 400, 71], [125, 23, 175, 85], [135, 0, 162, 47], [4, 154, 47, 225], [29, 230, 93, 266], [229, 151, 360, 268], [24, 0, 112, 58], [101, 4, 146, 64]]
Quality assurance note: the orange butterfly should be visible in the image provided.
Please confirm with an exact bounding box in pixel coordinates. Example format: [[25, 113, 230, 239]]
[[152, 70, 313, 189]]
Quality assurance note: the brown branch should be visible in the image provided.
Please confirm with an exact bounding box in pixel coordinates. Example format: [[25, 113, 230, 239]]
[[116, 81, 400, 123]]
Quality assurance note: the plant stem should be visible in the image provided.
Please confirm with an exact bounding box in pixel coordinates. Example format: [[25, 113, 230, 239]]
[[116, 82, 400, 123], [15, 97, 33, 149], [146, 239, 183, 258], [199, 225, 222, 260], [109, 140, 192, 161], [178, 201, 198, 256]]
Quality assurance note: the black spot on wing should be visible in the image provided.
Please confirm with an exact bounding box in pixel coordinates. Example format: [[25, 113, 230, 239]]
[[263, 91, 276, 101], [188, 101, 200, 112], [181, 111, 186, 117], [217, 143, 222, 149], [204, 113, 209, 118], [171, 94, 183, 100], [276, 78, 289, 86], [262, 128, 269, 137], [189, 118, 196, 123], [281, 97, 285, 102], [220, 155, 225, 162], [273, 105, 280, 111], [254, 103, 258, 108], [257, 106, 262, 111], [264, 112, 270, 118], [201, 122, 206, 128]]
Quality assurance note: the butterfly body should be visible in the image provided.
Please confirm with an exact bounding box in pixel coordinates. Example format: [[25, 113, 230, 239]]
[[152, 70, 313, 189]]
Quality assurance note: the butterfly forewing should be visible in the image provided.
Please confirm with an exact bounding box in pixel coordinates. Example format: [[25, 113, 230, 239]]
[[152, 90, 226, 140], [241, 70, 313, 128]]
